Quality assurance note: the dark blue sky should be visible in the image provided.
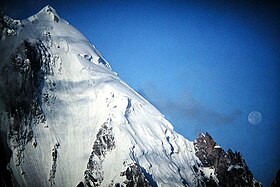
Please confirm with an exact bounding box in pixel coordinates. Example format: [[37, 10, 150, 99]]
[[2, 1, 280, 186]]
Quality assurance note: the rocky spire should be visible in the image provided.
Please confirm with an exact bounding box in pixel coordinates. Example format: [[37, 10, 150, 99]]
[[194, 132, 262, 187]]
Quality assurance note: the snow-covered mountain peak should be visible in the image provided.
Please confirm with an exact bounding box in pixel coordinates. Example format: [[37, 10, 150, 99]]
[[1, 5, 112, 73], [29, 5, 60, 22], [38, 5, 59, 17], [0, 5, 60, 40], [0, 6, 262, 187]]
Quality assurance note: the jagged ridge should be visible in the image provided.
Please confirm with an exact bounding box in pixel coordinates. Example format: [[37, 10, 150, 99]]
[[194, 133, 262, 187]]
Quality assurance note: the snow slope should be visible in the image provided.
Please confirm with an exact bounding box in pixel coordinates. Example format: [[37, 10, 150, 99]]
[[0, 6, 218, 187]]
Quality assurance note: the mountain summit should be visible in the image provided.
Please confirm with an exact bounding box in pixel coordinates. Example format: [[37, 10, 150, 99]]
[[0, 5, 261, 187]]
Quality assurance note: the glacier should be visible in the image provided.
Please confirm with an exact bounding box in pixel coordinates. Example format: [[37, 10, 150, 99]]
[[0, 5, 261, 187]]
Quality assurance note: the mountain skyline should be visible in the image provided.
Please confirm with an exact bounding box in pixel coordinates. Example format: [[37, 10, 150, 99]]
[[1, 1, 280, 186], [0, 5, 263, 186]]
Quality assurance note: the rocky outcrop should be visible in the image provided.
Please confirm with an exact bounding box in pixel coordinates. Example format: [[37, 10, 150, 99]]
[[194, 132, 262, 187], [0, 10, 22, 40], [0, 37, 53, 185], [0, 131, 13, 186], [271, 170, 280, 187], [84, 120, 116, 187], [49, 142, 60, 185], [1, 39, 51, 159], [119, 163, 151, 187]]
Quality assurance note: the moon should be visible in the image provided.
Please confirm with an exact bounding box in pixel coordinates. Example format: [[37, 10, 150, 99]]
[[248, 111, 262, 125]]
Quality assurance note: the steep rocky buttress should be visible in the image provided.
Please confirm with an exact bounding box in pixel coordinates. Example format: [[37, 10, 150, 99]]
[[194, 133, 262, 187]]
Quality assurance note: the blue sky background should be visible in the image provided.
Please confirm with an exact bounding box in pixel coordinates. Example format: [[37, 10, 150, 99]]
[[2, 0, 280, 186]]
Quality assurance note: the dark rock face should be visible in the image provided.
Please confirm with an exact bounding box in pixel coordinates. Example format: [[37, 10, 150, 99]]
[[0, 10, 22, 40], [84, 120, 116, 187], [82, 120, 152, 187], [271, 170, 280, 187], [0, 40, 50, 164], [0, 37, 52, 185], [0, 132, 13, 187], [1, 10, 58, 185], [120, 163, 151, 187], [49, 142, 60, 185], [194, 132, 262, 187]]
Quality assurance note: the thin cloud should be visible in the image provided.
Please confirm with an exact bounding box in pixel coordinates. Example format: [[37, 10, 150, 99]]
[[137, 83, 242, 125]]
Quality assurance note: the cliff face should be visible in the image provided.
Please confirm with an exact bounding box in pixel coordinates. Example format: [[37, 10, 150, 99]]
[[194, 132, 262, 187]]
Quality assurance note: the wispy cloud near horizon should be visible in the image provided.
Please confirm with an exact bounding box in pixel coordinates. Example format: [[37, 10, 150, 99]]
[[137, 82, 242, 126]]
